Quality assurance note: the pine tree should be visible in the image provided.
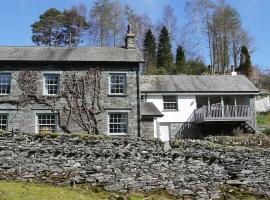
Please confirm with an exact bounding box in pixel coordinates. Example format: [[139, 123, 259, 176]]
[[239, 45, 252, 78], [143, 29, 157, 74], [157, 26, 174, 74], [175, 45, 186, 74]]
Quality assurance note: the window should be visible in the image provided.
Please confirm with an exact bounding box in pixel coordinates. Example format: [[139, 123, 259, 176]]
[[0, 114, 8, 130], [109, 74, 126, 94], [44, 74, 59, 95], [109, 113, 128, 134], [0, 73, 11, 95], [163, 96, 178, 110], [37, 114, 56, 133]]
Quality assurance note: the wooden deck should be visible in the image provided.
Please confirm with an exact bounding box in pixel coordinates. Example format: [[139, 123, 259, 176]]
[[194, 105, 252, 123]]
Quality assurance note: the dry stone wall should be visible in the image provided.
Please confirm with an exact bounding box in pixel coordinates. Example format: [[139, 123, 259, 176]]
[[0, 133, 270, 199]]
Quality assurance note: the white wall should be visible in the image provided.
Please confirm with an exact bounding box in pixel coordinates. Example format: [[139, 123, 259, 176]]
[[146, 95, 197, 123], [256, 95, 270, 112]]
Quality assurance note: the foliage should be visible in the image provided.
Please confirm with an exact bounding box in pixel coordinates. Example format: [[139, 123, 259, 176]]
[[263, 128, 270, 136], [181, 58, 207, 75], [184, 0, 253, 74], [31, 8, 88, 47], [0, 181, 177, 200], [175, 45, 186, 74], [239, 45, 252, 78], [157, 26, 174, 74], [143, 29, 157, 74], [256, 112, 270, 126]]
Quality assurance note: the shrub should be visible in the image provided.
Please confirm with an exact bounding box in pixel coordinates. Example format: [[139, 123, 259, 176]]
[[263, 128, 270, 136]]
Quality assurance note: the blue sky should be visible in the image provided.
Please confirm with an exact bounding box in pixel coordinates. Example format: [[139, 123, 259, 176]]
[[0, 0, 269, 71]]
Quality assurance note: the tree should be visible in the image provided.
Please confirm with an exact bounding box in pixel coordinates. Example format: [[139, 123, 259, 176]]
[[143, 29, 157, 74], [31, 8, 64, 46], [175, 45, 186, 74], [161, 5, 178, 45], [125, 5, 152, 50], [111, 0, 125, 47], [157, 26, 174, 74], [62, 8, 89, 47], [239, 45, 252, 78], [182, 58, 207, 75], [89, 0, 113, 46]]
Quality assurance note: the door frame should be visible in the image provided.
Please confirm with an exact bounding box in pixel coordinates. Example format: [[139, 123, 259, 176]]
[[158, 122, 171, 141]]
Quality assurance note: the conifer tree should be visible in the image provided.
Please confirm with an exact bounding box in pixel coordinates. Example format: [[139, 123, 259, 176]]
[[157, 26, 174, 74], [143, 29, 157, 74], [175, 45, 186, 74], [239, 45, 252, 78]]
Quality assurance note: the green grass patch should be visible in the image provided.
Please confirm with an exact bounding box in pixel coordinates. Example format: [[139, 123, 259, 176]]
[[0, 181, 176, 200], [257, 112, 270, 126]]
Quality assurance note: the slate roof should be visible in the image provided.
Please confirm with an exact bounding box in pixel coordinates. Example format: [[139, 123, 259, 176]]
[[0, 46, 144, 62], [140, 102, 163, 117], [140, 75, 259, 93]]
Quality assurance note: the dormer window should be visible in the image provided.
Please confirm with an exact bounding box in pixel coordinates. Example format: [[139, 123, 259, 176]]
[[43, 74, 59, 95], [0, 73, 11, 95], [109, 73, 126, 95]]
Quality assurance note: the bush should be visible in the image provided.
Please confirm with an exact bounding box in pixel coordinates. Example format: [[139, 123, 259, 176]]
[[263, 128, 270, 136]]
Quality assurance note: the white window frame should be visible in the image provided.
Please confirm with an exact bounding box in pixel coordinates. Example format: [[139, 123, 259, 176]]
[[36, 113, 57, 133], [43, 73, 60, 96], [163, 95, 178, 110], [109, 73, 126, 95], [0, 73, 11, 95], [0, 114, 8, 130], [108, 112, 128, 135]]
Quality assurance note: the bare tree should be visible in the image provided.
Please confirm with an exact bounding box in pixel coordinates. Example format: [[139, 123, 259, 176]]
[[161, 5, 178, 45], [89, 0, 113, 46], [111, 0, 125, 47], [62, 68, 102, 134]]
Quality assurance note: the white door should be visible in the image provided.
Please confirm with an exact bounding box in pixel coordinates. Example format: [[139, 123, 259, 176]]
[[159, 125, 170, 142]]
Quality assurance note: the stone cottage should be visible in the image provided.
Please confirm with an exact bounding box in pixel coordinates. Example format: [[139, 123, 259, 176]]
[[0, 28, 144, 136], [0, 27, 260, 140]]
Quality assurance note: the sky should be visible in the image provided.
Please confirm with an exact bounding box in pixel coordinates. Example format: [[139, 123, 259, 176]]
[[0, 0, 269, 71]]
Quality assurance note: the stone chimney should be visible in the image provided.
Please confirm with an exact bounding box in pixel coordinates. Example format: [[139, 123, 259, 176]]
[[125, 24, 136, 49]]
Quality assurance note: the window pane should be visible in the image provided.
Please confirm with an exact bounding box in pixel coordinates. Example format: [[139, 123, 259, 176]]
[[0, 114, 8, 130], [0, 74, 11, 95], [109, 113, 127, 134], [37, 114, 56, 133], [44, 74, 59, 95], [110, 74, 126, 94], [163, 96, 177, 110]]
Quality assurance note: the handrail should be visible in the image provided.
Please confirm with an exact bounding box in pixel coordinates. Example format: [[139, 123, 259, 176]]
[[194, 105, 252, 123]]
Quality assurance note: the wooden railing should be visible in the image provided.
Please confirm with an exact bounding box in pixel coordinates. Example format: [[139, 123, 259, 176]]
[[194, 105, 252, 123]]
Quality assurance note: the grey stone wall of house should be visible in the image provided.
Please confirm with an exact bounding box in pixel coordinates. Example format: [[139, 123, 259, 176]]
[[0, 133, 270, 199], [140, 118, 154, 139], [0, 63, 139, 136]]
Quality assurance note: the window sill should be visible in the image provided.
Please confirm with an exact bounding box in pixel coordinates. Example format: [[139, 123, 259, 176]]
[[0, 94, 10, 96], [162, 109, 179, 112], [108, 133, 127, 136], [43, 94, 61, 97], [107, 94, 127, 97]]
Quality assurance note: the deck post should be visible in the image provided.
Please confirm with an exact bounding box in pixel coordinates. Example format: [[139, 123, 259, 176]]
[[221, 96, 224, 117]]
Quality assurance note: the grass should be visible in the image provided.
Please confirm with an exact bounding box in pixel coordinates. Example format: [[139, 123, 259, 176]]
[[0, 181, 176, 200], [257, 112, 270, 126]]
